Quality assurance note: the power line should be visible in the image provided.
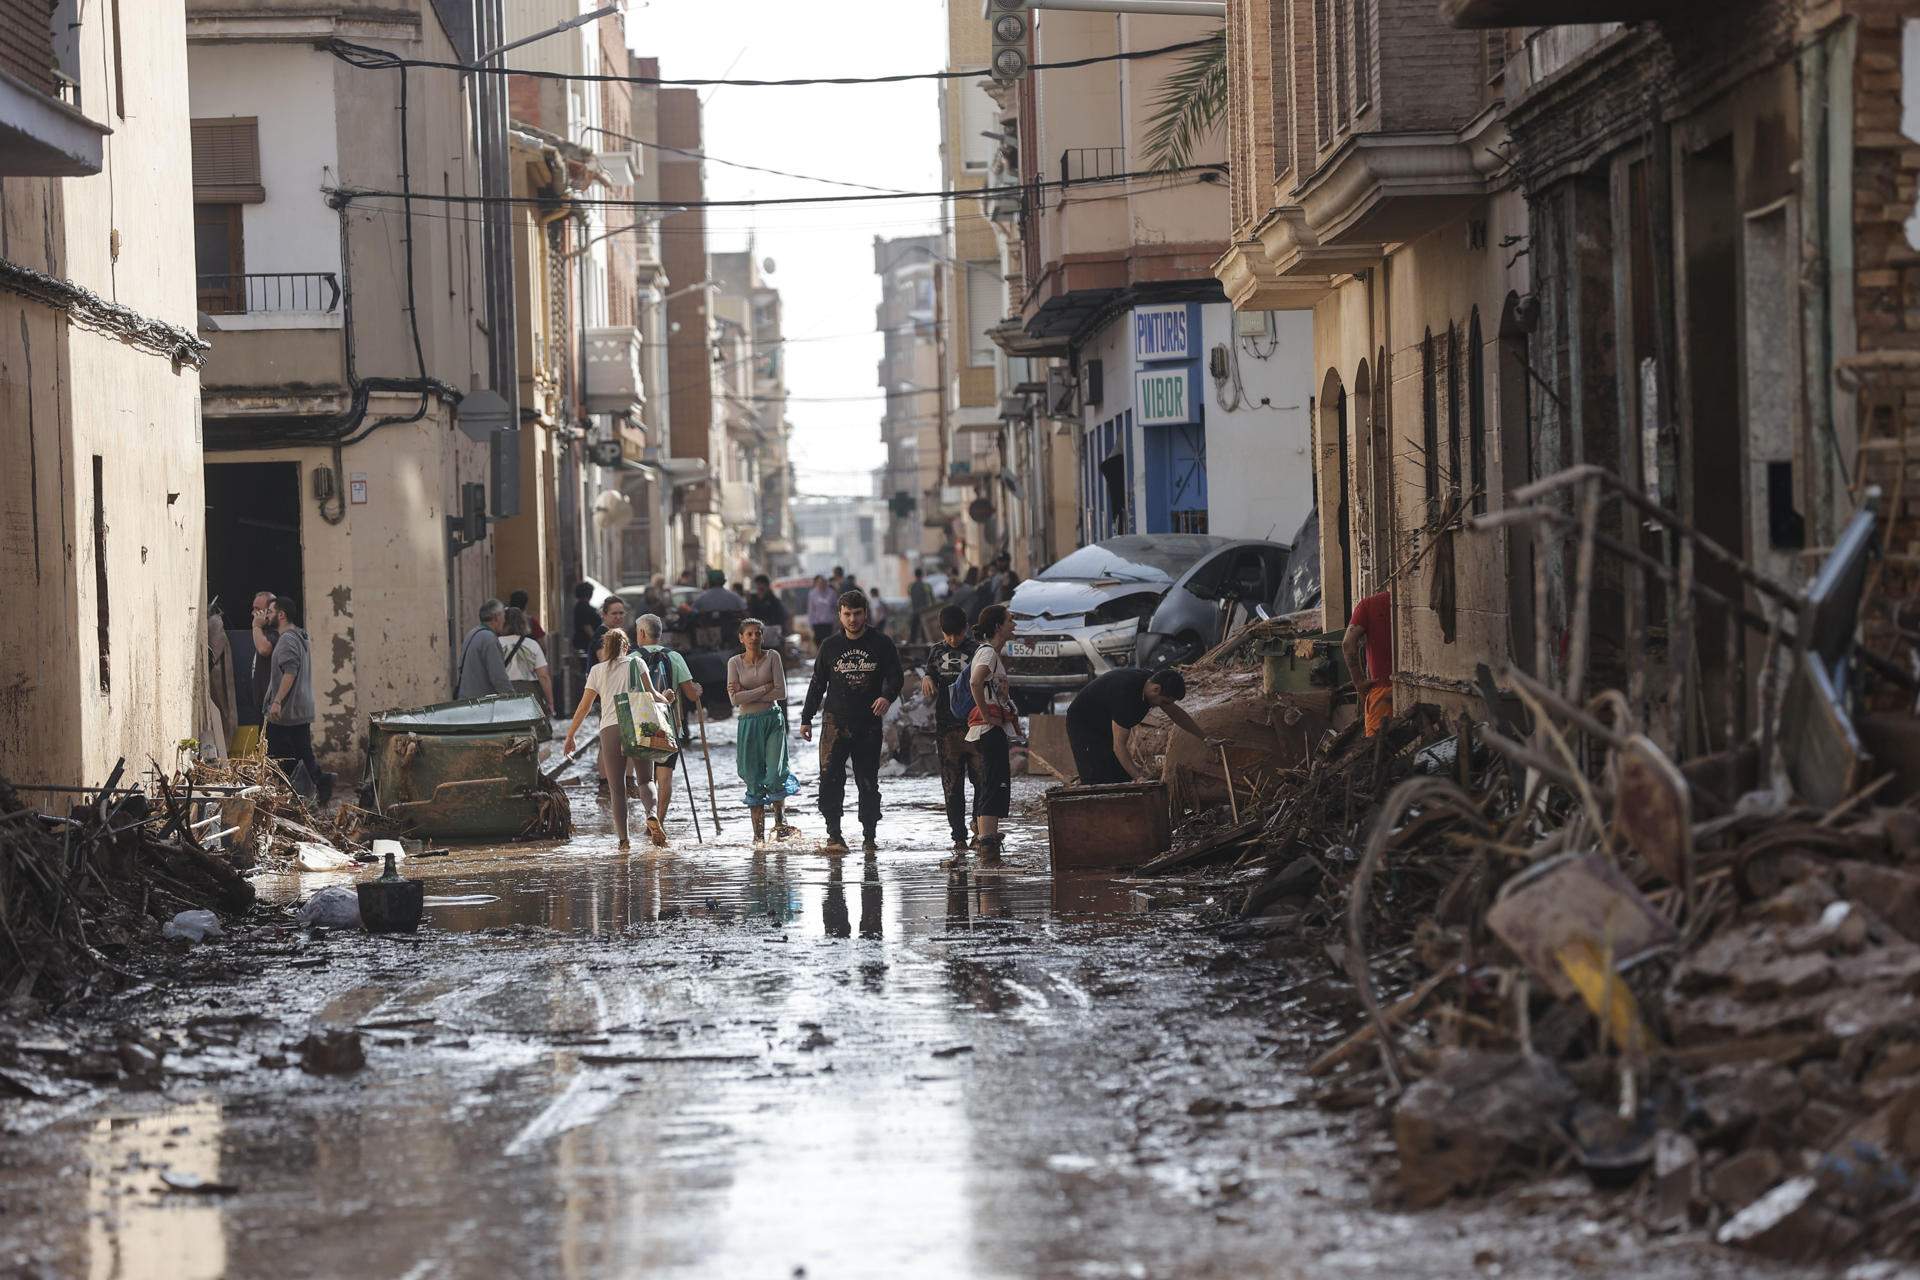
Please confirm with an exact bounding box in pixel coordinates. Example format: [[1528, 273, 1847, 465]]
[[333, 164, 1227, 212], [581, 123, 917, 195], [327, 34, 1222, 89]]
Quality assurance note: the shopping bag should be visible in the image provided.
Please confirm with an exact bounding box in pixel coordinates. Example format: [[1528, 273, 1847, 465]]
[[614, 655, 677, 761]]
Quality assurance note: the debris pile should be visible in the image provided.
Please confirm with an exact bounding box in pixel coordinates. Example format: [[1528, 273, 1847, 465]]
[[0, 764, 257, 1006], [1136, 466, 1920, 1263], [186, 755, 373, 871]]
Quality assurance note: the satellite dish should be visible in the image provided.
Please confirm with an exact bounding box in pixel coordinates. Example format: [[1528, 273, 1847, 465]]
[[968, 496, 995, 524], [762, 257, 776, 275]]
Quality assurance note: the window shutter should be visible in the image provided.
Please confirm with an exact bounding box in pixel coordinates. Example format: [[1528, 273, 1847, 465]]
[[192, 117, 264, 203], [966, 263, 1002, 368]]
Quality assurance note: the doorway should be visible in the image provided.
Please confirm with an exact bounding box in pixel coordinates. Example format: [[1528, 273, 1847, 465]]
[[1319, 369, 1352, 625], [205, 461, 304, 721]]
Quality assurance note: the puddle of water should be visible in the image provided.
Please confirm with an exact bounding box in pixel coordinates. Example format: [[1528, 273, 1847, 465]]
[[255, 682, 1157, 942]]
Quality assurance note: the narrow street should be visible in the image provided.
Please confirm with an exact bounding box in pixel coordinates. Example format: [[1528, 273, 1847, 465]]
[[0, 680, 1763, 1280]]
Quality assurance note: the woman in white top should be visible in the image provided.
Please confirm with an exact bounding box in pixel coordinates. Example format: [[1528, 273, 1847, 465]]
[[498, 606, 553, 714], [726, 617, 793, 844], [964, 603, 1020, 857], [562, 628, 656, 850]]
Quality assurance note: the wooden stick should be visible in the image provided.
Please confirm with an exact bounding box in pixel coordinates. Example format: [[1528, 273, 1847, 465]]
[[697, 708, 723, 830], [1218, 744, 1240, 825]]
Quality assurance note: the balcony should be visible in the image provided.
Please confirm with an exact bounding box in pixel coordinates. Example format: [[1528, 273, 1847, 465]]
[[583, 325, 644, 418], [198, 271, 341, 322], [720, 479, 759, 529], [1441, 0, 1661, 25], [0, 64, 108, 177]]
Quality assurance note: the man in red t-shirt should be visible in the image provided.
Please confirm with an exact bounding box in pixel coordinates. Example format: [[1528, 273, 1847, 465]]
[[1342, 590, 1394, 737]]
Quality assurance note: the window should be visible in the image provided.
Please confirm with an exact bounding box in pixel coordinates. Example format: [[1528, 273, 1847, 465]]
[[1468, 308, 1487, 514], [961, 82, 996, 171], [966, 262, 1002, 368], [1485, 29, 1509, 86], [1314, 0, 1332, 146], [110, 0, 125, 118], [1332, 0, 1350, 130], [1421, 328, 1438, 508], [1352, 0, 1371, 113], [191, 118, 264, 203], [1446, 323, 1461, 500], [194, 204, 245, 313]]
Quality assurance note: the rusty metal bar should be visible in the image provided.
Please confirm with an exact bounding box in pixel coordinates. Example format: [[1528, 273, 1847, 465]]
[[1511, 463, 1800, 609]]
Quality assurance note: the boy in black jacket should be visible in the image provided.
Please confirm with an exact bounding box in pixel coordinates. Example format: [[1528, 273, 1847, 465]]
[[920, 604, 979, 851], [801, 589, 904, 851]]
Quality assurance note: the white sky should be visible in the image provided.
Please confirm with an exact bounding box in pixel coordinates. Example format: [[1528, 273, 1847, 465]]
[[628, 0, 951, 497]]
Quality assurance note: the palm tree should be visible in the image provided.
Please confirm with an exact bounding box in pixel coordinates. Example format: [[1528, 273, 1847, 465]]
[[1141, 34, 1228, 173]]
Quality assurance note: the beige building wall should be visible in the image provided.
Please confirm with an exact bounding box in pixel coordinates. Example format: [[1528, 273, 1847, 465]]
[[191, 1, 493, 768], [0, 0, 206, 787]]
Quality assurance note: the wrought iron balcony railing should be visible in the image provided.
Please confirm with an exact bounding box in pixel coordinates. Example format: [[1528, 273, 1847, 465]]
[[197, 271, 341, 317]]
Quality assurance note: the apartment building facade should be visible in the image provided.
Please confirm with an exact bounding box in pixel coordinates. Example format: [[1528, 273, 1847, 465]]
[[0, 0, 208, 787], [874, 233, 947, 582], [187, 0, 494, 771], [999, 8, 1315, 561], [711, 249, 797, 578], [1217, 0, 1526, 717]]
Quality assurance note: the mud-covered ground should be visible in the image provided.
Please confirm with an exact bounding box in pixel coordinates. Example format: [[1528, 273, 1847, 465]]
[[0, 686, 1832, 1278]]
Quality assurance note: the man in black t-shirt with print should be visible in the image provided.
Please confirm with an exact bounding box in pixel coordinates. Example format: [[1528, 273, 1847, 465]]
[[800, 590, 904, 851], [920, 604, 979, 851], [1065, 667, 1218, 785]]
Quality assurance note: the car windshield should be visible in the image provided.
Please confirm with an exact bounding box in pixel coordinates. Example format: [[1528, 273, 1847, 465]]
[[1037, 536, 1226, 584]]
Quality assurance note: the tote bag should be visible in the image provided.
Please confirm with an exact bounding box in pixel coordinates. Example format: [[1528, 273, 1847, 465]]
[[613, 655, 677, 761]]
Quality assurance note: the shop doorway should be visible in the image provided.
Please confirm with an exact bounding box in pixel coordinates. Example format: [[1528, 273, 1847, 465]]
[[205, 461, 304, 722]]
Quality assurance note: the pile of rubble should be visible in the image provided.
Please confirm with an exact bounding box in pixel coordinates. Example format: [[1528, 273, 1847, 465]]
[[0, 764, 257, 1007], [1134, 470, 1920, 1263], [186, 755, 374, 872]]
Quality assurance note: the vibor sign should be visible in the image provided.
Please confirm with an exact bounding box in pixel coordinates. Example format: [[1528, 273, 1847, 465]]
[[1136, 368, 1191, 426]]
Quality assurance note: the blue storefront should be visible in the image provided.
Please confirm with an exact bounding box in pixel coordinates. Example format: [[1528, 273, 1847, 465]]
[[1081, 301, 1209, 539]]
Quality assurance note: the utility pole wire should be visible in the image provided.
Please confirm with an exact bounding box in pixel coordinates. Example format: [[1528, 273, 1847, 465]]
[[325, 34, 1222, 88], [331, 163, 1228, 211]]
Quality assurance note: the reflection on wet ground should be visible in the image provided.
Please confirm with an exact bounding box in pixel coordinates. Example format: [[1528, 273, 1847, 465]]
[[0, 687, 1762, 1279]]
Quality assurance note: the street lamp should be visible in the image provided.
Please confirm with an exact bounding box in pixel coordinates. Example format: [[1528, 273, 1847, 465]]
[[476, 3, 621, 63]]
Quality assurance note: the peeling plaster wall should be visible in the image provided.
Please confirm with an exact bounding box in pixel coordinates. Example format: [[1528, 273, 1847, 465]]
[[0, 1, 204, 788], [1310, 193, 1529, 713], [206, 403, 480, 769]]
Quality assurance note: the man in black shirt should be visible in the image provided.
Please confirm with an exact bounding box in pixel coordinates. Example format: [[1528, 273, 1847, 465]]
[[920, 604, 979, 850], [800, 589, 904, 851], [1065, 667, 1218, 785]]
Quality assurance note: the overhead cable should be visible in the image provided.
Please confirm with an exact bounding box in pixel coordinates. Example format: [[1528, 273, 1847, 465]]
[[326, 34, 1223, 88], [332, 163, 1227, 211]]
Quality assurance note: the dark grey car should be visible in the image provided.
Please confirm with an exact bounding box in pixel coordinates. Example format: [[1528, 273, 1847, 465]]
[[1003, 534, 1290, 708]]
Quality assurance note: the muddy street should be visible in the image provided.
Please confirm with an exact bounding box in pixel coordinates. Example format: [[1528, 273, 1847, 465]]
[[0, 708, 1782, 1279]]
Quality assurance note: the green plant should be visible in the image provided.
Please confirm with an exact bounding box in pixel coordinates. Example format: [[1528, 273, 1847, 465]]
[[1141, 34, 1228, 173]]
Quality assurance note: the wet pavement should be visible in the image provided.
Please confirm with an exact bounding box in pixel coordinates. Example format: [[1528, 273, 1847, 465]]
[[0, 688, 1795, 1278]]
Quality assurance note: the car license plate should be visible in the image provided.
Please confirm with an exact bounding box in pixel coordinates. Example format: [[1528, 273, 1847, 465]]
[[1007, 640, 1058, 659]]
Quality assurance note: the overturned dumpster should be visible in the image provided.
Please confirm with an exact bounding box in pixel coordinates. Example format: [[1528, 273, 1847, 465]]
[[367, 694, 570, 841]]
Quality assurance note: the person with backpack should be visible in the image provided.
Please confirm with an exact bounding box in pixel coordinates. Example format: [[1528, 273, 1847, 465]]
[[799, 589, 904, 851], [631, 612, 702, 847], [561, 629, 655, 850], [962, 603, 1021, 857], [920, 604, 979, 852]]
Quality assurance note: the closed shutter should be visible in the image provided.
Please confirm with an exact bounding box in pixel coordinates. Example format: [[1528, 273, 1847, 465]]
[[966, 263, 1002, 368], [192, 117, 265, 203], [0, 0, 56, 96]]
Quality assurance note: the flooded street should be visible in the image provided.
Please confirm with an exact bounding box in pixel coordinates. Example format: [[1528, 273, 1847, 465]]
[[0, 695, 1769, 1279]]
